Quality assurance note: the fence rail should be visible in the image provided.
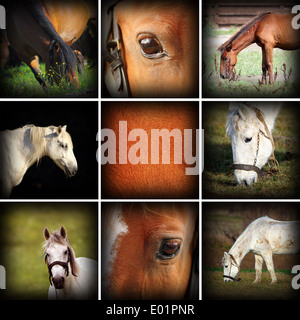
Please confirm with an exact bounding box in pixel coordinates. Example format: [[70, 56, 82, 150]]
[[205, 3, 294, 27]]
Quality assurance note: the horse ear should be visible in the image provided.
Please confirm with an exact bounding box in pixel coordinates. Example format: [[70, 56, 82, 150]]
[[238, 104, 252, 121], [62, 125, 67, 131], [60, 226, 67, 239], [44, 227, 50, 240]]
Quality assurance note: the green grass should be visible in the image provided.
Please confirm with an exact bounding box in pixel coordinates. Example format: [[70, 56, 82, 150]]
[[203, 103, 300, 198], [203, 45, 300, 98], [203, 270, 298, 300], [1, 61, 97, 97], [0, 203, 98, 299]]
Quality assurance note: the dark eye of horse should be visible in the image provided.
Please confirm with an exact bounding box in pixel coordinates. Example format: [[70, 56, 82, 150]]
[[156, 239, 181, 260], [64, 250, 68, 255], [139, 36, 167, 59], [223, 57, 228, 61], [245, 137, 252, 143]]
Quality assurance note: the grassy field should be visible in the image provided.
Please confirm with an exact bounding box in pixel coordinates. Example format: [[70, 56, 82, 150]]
[[202, 103, 300, 198], [202, 203, 300, 300], [0, 203, 98, 300], [202, 35, 300, 98], [0, 61, 98, 98]]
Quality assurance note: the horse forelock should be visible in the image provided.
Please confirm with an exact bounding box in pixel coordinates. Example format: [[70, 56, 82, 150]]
[[43, 230, 70, 250]]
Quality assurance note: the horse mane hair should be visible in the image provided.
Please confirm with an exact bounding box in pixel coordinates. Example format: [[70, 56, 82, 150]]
[[24, 0, 77, 72], [218, 12, 271, 52], [43, 228, 80, 277]]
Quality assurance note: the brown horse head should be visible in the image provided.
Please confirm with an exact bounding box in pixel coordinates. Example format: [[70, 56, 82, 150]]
[[49, 40, 80, 88], [219, 43, 238, 79]]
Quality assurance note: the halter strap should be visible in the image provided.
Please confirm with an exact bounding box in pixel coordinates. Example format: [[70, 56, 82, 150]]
[[103, 3, 130, 97], [223, 253, 241, 282], [48, 260, 69, 286]]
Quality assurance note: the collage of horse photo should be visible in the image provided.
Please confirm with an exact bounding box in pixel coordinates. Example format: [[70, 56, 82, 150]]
[[0, 0, 299, 317]]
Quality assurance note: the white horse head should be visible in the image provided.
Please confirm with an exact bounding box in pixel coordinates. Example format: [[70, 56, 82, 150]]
[[44, 125, 77, 178], [226, 103, 280, 186], [43, 226, 79, 290], [222, 252, 240, 282]]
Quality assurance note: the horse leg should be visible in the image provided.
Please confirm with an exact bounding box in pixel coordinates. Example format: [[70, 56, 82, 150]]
[[28, 56, 47, 90], [262, 251, 277, 283], [253, 254, 263, 283], [264, 45, 274, 84], [261, 48, 267, 84]]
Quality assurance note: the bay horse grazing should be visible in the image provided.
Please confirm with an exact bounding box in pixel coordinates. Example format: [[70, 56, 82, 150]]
[[6, 0, 94, 89], [102, 203, 199, 299], [43, 226, 97, 300], [0, 125, 77, 198], [222, 216, 300, 284], [103, 0, 199, 97], [226, 102, 280, 186], [218, 12, 300, 84]]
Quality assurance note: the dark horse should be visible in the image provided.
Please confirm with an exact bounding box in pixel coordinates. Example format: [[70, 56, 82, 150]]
[[218, 12, 300, 84], [6, 0, 94, 89]]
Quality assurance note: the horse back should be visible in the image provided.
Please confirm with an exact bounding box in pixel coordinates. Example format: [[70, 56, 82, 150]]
[[255, 13, 300, 49], [252, 217, 300, 254]]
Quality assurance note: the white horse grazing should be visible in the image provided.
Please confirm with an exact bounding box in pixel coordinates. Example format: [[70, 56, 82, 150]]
[[43, 226, 98, 300], [222, 216, 300, 284], [226, 102, 280, 186], [0, 125, 78, 198]]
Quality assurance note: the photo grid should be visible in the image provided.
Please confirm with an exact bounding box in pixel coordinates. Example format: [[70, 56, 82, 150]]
[[0, 0, 299, 316]]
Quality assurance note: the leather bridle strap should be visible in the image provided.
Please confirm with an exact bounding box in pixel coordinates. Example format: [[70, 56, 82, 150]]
[[48, 260, 69, 286], [233, 164, 267, 176], [223, 275, 241, 281], [104, 3, 130, 97]]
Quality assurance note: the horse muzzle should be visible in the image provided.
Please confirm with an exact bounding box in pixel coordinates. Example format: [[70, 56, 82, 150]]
[[65, 165, 77, 178], [223, 275, 241, 282], [52, 276, 65, 289]]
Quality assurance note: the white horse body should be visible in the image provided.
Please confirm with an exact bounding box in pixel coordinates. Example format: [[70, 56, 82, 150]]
[[223, 216, 300, 283], [0, 125, 77, 198], [44, 226, 97, 300], [48, 257, 97, 300], [226, 102, 280, 186]]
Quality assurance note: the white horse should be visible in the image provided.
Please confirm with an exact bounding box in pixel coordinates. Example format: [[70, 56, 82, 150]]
[[43, 226, 98, 300], [0, 125, 78, 198], [226, 102, 280, 186], [222, 216, 300, 284]]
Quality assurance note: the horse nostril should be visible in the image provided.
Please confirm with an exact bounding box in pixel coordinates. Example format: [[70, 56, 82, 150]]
[[53, 276, 65, 289]]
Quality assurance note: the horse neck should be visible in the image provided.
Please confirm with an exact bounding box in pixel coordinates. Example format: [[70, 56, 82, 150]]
[[228, 229, 251, 266], [231, 27, 256, 54]]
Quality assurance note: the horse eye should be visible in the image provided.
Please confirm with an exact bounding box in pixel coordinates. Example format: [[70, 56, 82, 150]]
[[245, 137, 252, 143], [64, 250, 68, 255], [223, 57, 228, 61], [139, 37, 166, 59], [156, 239, 181, 260]]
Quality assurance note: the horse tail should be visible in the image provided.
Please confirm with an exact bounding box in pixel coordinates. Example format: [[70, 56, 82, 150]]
[[24, 1, 77, 74]]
